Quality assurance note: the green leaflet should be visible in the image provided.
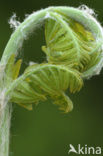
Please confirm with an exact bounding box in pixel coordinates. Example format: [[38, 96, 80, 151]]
[[42, 12, 102, 73], [8, 64, 83, 112], [4, 54, 22, 86]]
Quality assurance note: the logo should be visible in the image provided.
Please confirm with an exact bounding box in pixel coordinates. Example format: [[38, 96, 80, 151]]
[[68, 144, 102, 155]]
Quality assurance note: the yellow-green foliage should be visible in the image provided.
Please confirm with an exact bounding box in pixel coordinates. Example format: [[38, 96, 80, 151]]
[[5, 8, 103, 113], [42, 12, 100, 73], [10, 64, 83, 112]]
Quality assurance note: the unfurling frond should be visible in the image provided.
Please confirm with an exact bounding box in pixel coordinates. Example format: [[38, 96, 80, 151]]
[[3, 6, 103, 113], [9, 64, 83, 112], [42, 12, 102, 74]]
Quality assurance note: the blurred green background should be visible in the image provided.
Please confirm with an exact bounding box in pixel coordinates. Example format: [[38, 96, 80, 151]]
[[0, 0, 103, 156]]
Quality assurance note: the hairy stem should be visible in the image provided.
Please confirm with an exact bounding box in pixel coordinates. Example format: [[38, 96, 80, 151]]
[[0, 104, 11, 156]]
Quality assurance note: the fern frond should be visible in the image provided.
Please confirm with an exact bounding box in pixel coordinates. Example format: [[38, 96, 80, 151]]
[[7, 64, 83, 112], [3, 6, 103, 113], [42, 12, 101, 73]]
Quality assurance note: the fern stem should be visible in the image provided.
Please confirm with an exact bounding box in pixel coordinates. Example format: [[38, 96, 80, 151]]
[[0, 7, 52, 65], [0, 104, 11, 156]]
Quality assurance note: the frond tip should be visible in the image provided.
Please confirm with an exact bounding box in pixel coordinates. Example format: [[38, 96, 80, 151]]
[[8, 64, 83, 112], [42, 11, 103, 76]]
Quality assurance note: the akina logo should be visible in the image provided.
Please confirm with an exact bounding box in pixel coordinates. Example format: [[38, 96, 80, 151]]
[[68, 144, 102, 155]]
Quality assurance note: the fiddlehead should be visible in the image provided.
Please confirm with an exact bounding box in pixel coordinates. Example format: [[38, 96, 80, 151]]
[[42, 11, 103, 74], [0, 6, 103, 156], [3, 6, 103, 113]]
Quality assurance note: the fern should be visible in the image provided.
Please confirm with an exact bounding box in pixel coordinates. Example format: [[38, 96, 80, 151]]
[[4, 7, 103, 113], [6, 63, 83, 112], [0, 6, 103, 156], [42, 12, 100, 73]]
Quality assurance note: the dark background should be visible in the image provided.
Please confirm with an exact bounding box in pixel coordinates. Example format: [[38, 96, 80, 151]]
[[0, 0, 103, 156]]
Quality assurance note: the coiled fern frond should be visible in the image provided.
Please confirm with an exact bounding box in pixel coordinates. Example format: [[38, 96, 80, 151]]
[[42, 12, 102, 74], [1, 6, 103, 113], [42, 12, 93, 71], [1, 6, 103, 156], [9, 63, 83, 112]]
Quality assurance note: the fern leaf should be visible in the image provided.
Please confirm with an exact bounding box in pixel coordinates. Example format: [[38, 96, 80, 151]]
[[42, 12, 100, 73], [8, 64, 83, 112]]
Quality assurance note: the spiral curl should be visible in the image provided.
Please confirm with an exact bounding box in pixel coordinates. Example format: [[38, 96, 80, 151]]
[[4, 6, 103, 113]]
